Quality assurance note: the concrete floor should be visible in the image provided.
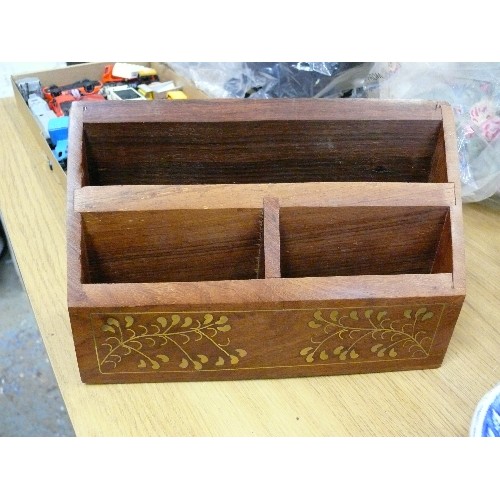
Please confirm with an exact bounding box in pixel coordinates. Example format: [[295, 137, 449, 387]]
[[0, 236, 74, 436]]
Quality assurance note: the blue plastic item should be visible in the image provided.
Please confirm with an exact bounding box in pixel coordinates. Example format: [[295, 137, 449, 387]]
[[48, 116, 69, 162]]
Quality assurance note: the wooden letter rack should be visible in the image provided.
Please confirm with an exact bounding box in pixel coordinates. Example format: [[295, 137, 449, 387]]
[[67, 99, 465, 384]]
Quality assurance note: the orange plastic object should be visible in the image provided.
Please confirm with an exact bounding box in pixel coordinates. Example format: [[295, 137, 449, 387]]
[[48, 93, 105, 117], [102, 64, 125, 84]]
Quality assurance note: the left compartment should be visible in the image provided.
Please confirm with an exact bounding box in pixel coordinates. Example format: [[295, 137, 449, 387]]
[[81, 208, 263, 283]]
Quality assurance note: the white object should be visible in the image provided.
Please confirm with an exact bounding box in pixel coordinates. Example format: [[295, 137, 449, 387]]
[[28, 95, 56, 139], [147, 80, 178, 93], [16, 77, 42, 101], [112, 63, 154, 80], [105, 85, 145, 101]]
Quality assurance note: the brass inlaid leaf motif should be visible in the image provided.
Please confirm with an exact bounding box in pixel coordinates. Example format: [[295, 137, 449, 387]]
[[182, 317, 193, 328], [96, 313, 245, 373], [308, 321, 322, 329], [415, 308, 427, 319], [95, 306, 441, 374], [314, 311, 324, 321], [215, 316, 228, 325], [301, 305, 441, 364]]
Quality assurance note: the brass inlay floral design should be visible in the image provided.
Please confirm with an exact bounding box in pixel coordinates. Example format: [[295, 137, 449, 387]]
[[300, 306, 441, 364], [94, 314, 247, 373]]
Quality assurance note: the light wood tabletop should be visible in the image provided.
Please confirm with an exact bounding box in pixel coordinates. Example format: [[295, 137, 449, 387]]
[[0, 97, 498, 436]]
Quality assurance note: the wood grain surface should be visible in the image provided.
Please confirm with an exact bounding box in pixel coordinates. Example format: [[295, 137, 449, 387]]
[[74, 183, 457, 211], [279, 205, 449, 277], [80, 100, 443, 185], [82, 208, 262, 283], [263, 197, 281, 279], [1, 97, 498, 435]]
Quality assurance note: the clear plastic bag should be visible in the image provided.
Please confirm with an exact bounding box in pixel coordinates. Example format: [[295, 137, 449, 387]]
[[167, 62, 373, 99], [366, 63, 500, 203]]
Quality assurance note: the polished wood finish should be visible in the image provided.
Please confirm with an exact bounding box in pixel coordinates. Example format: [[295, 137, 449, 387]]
[[81, 99, 443, 185], [66, 99, 465, 384], [74, 183, 456, 211], [263, 197, 281, 279], [279, 205, 449, 278], [82, 208, 262, 283], [2, 97, 496, 435]]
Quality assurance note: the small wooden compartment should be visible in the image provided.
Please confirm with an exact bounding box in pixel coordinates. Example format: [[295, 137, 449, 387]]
[[68, 99, 465, 383]]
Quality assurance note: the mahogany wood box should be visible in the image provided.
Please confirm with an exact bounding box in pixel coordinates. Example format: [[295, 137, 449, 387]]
[[67, 99, 465, 384]]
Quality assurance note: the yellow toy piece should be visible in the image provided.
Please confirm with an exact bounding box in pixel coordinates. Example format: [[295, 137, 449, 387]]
[[166, 90, 188, 100], [137, 84, 154, 100], [137, 67, 157, 78]]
